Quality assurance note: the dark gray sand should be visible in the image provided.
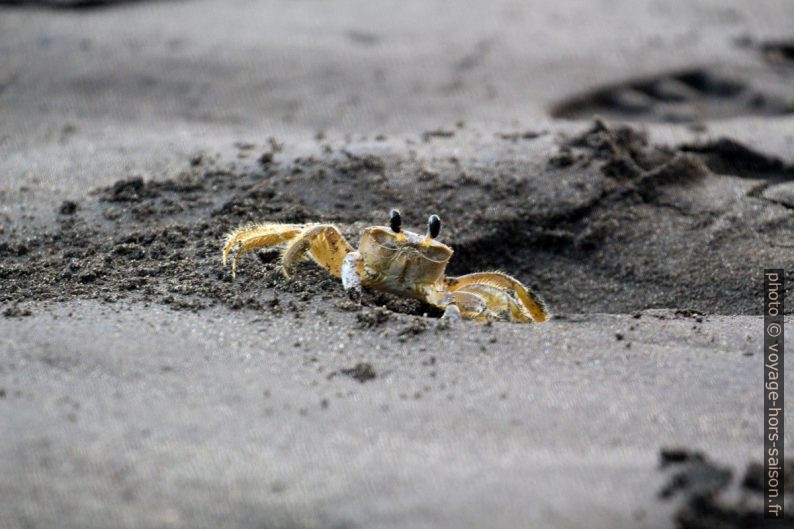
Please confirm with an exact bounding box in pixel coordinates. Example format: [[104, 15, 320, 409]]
[[1, 1, 793, 528]]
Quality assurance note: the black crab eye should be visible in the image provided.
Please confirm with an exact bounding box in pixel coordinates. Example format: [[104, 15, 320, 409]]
[[389, 209, 402, 233], [427, 214, 441, 238]]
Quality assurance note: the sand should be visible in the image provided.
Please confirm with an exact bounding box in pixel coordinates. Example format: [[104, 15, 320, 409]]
[[1, 0, 793, 527]]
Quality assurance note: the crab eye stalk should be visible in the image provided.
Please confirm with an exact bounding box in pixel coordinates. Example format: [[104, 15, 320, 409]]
[[427, 214, 441, 239], [389, 209, 402, 233]]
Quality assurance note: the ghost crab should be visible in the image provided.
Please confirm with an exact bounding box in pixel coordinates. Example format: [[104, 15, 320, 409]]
[[222, 210, 549, 323]]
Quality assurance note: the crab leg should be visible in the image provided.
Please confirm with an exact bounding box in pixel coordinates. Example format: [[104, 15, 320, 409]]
[[222, 223, 353, 278], [280, 224, 354, 277], [222, 223, 304, 278], [445, 272, 549, 323]]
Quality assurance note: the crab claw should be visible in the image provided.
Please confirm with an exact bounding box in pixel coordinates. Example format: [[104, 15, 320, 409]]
[[442, 304, 462, 321]]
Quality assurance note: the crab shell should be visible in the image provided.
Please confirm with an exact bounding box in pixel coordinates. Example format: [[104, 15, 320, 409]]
[[356, 226, 453, 301]]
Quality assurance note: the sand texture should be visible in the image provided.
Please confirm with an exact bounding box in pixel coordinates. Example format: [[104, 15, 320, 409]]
[[1, 1, 793, 527]]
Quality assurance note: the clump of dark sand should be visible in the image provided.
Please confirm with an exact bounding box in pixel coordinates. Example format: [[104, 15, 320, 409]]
[[339, 362, 378, 383], [1, 121, 792, 320], [659, 449, 794, 529]]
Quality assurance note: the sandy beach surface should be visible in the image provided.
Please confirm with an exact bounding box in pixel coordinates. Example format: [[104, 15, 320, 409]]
[[1, 1, 793, 527]]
